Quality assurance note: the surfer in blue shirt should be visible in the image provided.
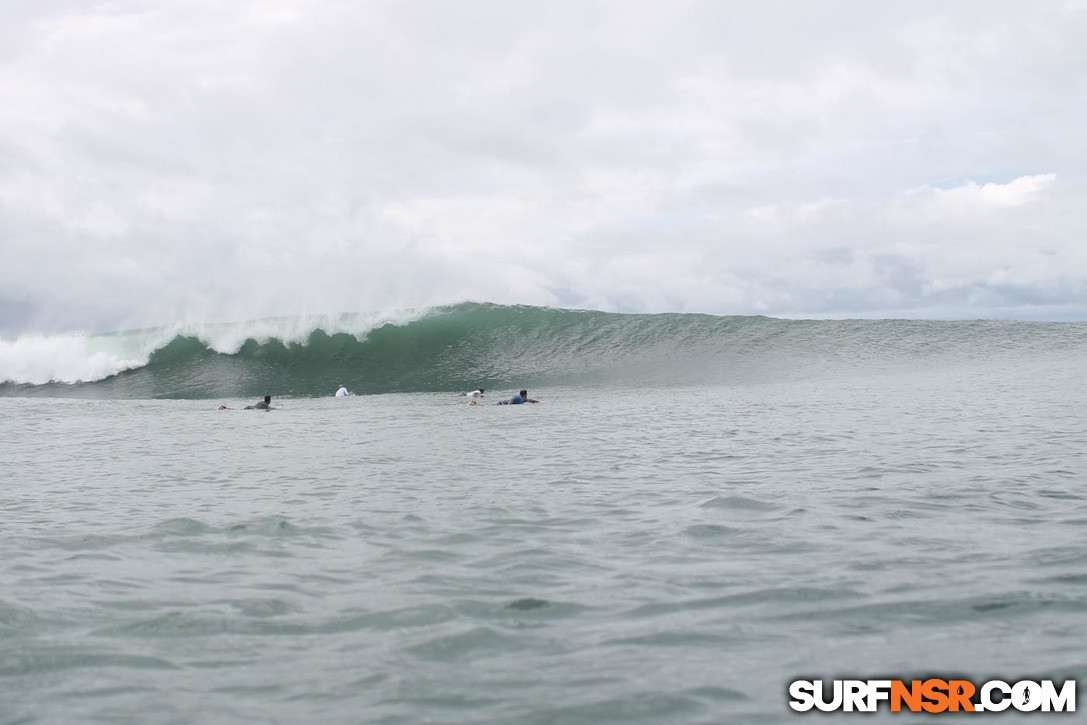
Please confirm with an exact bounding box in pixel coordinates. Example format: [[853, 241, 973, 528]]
[[499, 389, 539, 405]]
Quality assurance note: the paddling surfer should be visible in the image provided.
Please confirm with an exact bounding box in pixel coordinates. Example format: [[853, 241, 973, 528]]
[[498, 389, 539, 405]]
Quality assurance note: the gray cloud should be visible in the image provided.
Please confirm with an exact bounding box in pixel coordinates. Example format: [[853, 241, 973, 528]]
[[0, 0, 1085, 334]]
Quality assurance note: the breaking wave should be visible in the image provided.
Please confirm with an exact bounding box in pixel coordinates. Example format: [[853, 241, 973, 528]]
[[2, 303, 1085, 398]]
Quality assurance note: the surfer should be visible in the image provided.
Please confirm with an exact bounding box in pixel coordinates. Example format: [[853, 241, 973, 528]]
[[461, 388, 485, 398], [245, 395, 272, 410], [499, 389, 539, 405], [335, 384, 350, 397], [217, 404, 231, 411]]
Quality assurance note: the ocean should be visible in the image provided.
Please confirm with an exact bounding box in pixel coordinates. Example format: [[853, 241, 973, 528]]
[[2, 304, 1086, 723]]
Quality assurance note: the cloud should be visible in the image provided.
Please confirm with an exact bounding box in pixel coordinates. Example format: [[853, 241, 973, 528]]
[[0, 0, 1085, 333], [893, 174, 1058, 221]]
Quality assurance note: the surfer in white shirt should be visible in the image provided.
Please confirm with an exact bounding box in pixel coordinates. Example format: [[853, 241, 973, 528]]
[[461, 388, 485, 398], [335, 384, 350, 397]]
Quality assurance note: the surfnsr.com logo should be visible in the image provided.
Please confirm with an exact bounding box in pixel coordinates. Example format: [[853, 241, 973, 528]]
[[788, 679, 1076, 713]]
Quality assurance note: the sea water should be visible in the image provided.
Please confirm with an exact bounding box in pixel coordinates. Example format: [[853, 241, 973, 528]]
[[2, 351, 1085, 723]]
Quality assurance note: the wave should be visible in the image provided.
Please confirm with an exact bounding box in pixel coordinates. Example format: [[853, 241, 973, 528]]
[[2, 303, 1085, 399]]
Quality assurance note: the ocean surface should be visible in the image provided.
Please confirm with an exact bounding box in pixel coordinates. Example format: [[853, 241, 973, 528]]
[[2, 305, 1086, 723]]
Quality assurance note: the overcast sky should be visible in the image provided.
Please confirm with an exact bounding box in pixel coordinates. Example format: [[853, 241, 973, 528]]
[[1, 0, 1085, 334]]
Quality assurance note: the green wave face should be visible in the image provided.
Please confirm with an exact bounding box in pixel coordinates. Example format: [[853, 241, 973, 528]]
[[3, 303, 1086, 399]]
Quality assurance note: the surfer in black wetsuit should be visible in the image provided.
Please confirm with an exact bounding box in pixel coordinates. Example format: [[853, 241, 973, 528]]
[[245, 395, 272, 410]]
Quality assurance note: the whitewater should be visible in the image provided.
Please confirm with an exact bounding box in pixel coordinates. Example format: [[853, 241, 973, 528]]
[[3, 304, 1086, 723]]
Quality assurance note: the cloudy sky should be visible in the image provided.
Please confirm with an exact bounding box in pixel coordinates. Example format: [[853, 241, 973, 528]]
[[1, 0, 1085, 334]]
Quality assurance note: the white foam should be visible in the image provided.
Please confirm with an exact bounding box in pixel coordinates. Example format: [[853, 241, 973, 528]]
[[0, 333, 148, 384], [180, 309, 426, 354], [0, 308, 433, 385]]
